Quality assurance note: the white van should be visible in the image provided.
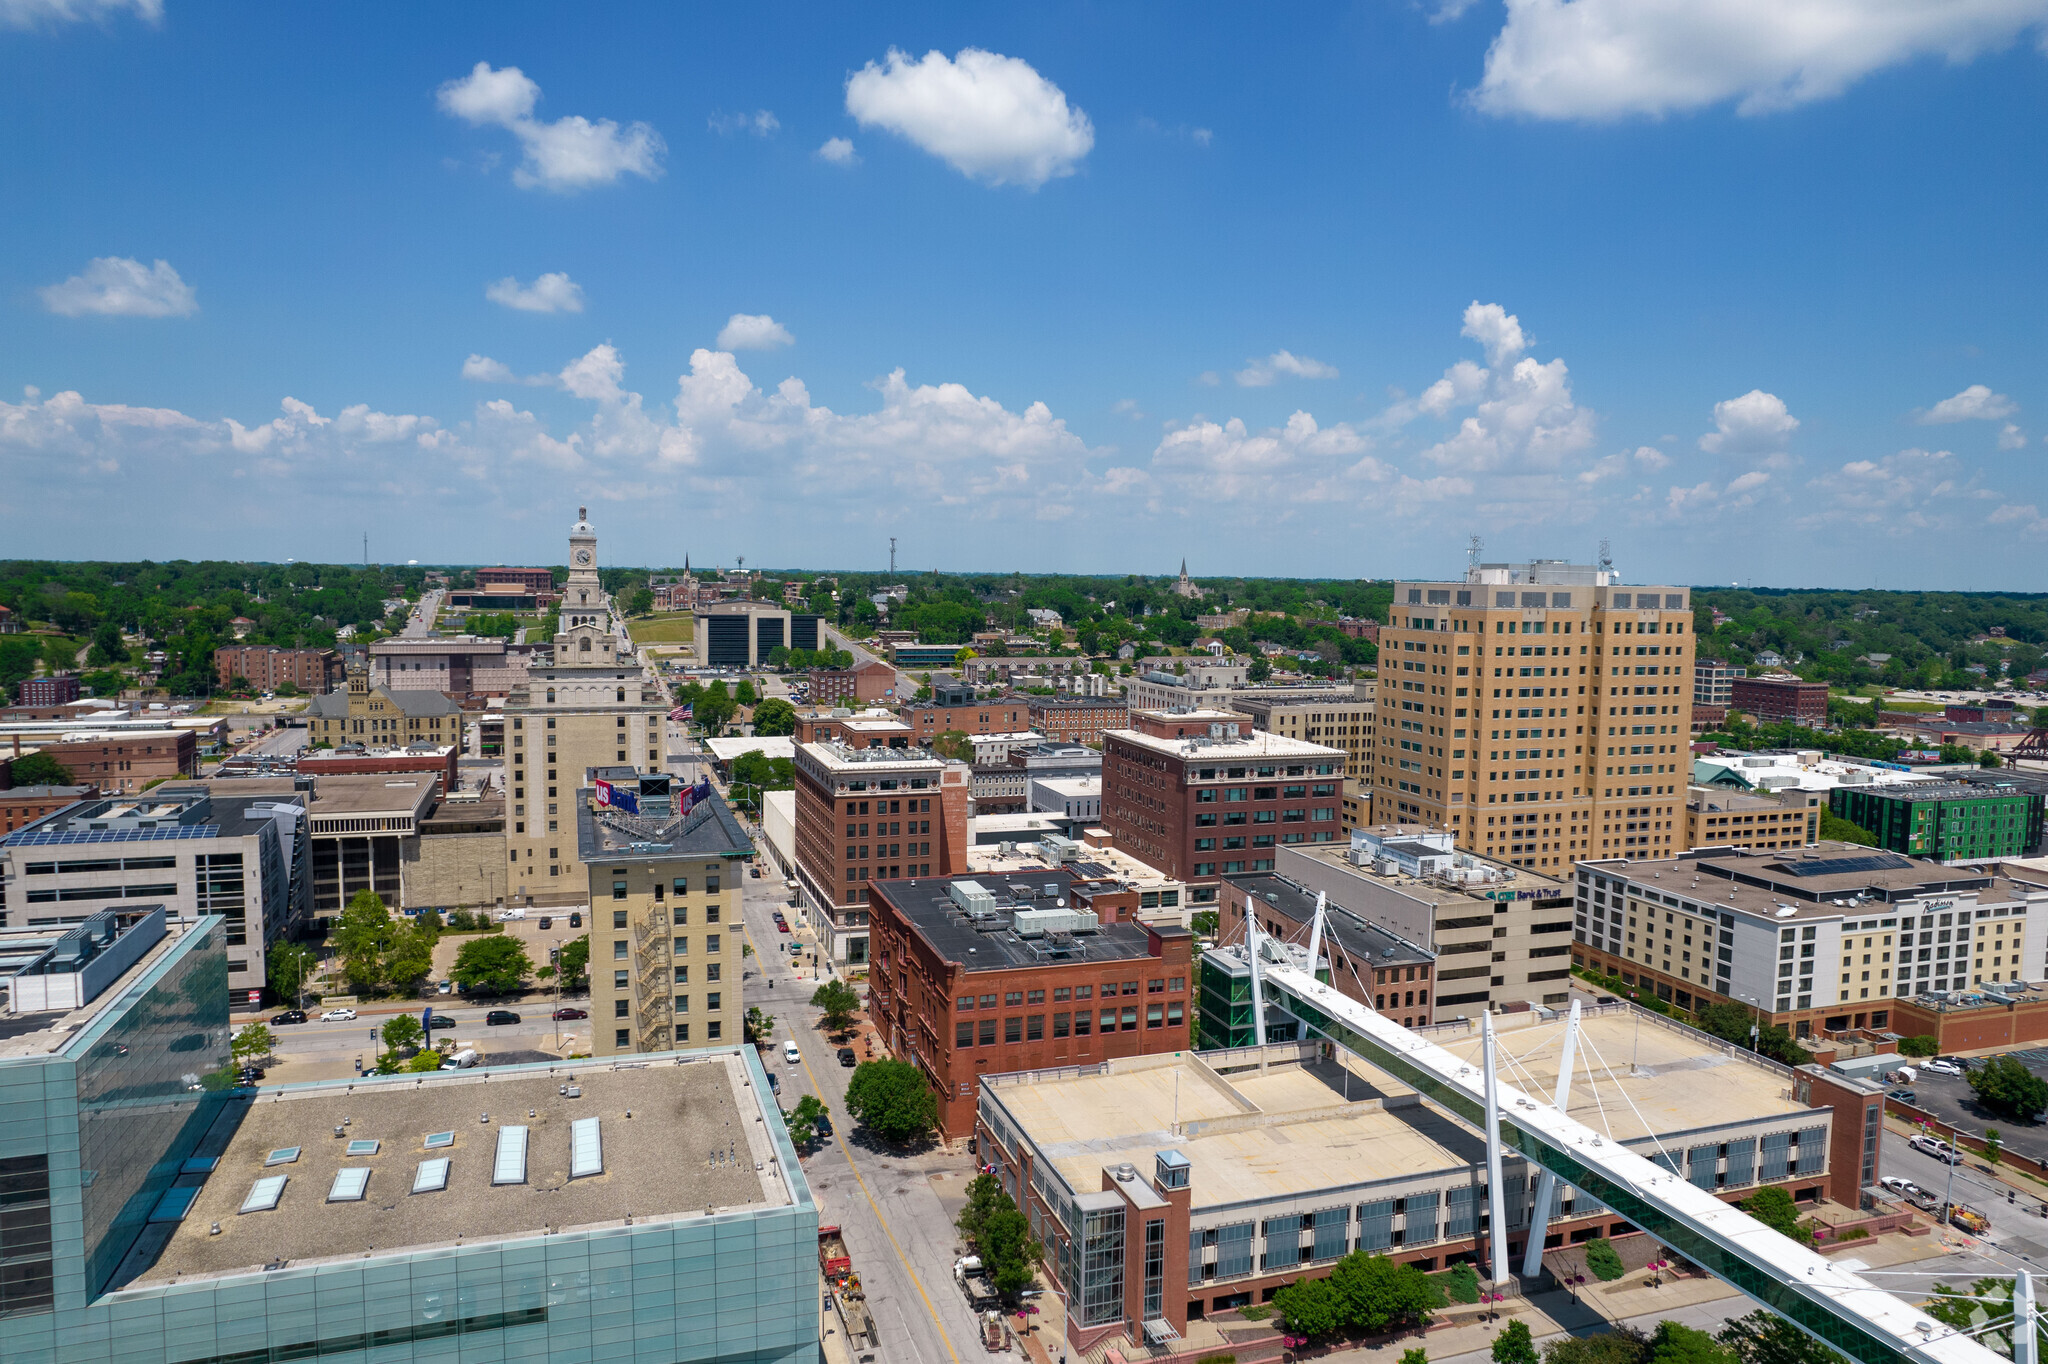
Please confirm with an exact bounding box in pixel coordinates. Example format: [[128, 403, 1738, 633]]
[[441, 1049, 481, 1070], [497, 908, 527, 922]]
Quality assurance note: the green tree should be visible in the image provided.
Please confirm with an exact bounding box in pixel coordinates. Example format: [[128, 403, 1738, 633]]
[[1985, 1128, 2003, 1166], [1247, 656, 1273, 682], [1274, 1274, 1343, 1338], [267, 940, 316, 1007], [1326, 1251, 1438, 1334], [408, 1048, 447, 1072], [782, 1093, 829, 1145], [1495, 1320, 1540, 1364], [843, 1057, 938, 1144], [231, 1023, 275, 1065], [746, 1006, 776, 1045], [1650, 1323, 1737, 1364], [383, 924, 437, 992], [1694, 1001, 1802, 1065], [1545, 1328, 1650, 1364], [1897, 1034, 1939, 1057], [452, 934, 533, 995], [89, 621, 130, 665], [332, 890, 395, 994], [928, 729, 974, 762], [1403, 1350, 1431, 1364], [557, 934, 590, 991], [1583, 1236, 1624, 1281], [1926, 1278, 2048, 1359], [811, 979, 861, 1034], [953, 1174, 1042, 1297], [1819, 810, 1878, 847], [6, 752, 72, 786], [735, 678, 758, 706], [956, 1172, 1007, 1248], [1444, 1261, 1480, 1303], [1969, 1054, 2048, 1122], [624, 587, 654, 617], [752, 697, 797, 736], [381, 1013, 423, 1053], [1739, 1186, 1812, 1244]]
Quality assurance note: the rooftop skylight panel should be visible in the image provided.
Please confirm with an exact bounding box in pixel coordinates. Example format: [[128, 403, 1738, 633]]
[[327, 1168, 370, 1202], [569, 1117, 602, 1179], [344, 1139, 380, 1157], [423, 1131, 455, 1149], [240, 1175, 287, 1214], [491, 1125, 528, 1185], [264, 1147, 300, 1166], [412, 1158, 450, 1194]]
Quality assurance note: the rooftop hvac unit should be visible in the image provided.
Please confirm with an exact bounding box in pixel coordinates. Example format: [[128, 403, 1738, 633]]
[[1012, 907, 1100, 938], [949, 880, 997, 916]]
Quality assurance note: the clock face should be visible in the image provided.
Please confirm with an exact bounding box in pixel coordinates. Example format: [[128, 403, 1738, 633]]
[[575, 550, 591, 564]]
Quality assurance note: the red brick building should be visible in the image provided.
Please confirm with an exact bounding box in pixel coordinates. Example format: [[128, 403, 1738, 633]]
[[0, 701, 126, 723], [34, 731, 198, 793], [865, 869, 1197, 1137], [900, 697, 1031, 743], [806, 660, 898, 705], [18, 676, 80, 707], [294, 745, 460, 793], [1218, 873, 1437, 1030], [792, 741, 971, 965], [1731, 674, 1828, 726], [0, 782, 97, 833], [213, 646, 342, 693], [1101, 709, 1346, 907], [1028, 697, 1127, 745]]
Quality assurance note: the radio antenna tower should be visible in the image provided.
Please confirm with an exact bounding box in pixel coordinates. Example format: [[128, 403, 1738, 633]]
[[1467, 534, 1481, 569], [889, 537, 897, 576], [1599, 538, 1614, 575]]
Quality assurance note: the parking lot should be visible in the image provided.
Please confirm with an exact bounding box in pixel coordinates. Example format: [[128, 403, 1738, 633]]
[[1889, 1053, 2048, 1164]]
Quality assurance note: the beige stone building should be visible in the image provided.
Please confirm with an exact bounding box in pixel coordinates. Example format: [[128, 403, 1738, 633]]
[[504, 511, 670, 904], [306, 662, 463, 749], [1230, 681, 1377, 775], [577, 771, 754, 1056], [1372, 561, 1695, 877], [1685, 785, 1823, 852]]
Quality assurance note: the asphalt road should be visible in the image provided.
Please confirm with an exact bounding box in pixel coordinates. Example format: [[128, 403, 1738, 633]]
[[1890, 1061, 2048, 1167], [403, 589, 442, 637], [262, 1004, 585, 1064], [733, 840, 999, 1364], [821, 624, 914, 701]]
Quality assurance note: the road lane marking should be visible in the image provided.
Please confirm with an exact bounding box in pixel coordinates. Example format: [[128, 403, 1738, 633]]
[[743, 910, 962, 1364]]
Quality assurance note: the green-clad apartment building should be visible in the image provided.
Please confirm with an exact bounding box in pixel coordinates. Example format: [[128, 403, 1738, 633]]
[[1829, 782, 2043, 863]]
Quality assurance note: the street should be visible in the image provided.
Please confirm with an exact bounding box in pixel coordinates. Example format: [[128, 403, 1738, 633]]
[[733, 847, 1000, 1364]]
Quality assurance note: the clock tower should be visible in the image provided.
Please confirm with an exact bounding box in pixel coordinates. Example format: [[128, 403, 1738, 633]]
[[565, 505, 603, 627]]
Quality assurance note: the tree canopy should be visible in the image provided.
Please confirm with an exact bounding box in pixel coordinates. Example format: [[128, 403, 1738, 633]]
[[451, 934, 532, 995], [1271, 1250, 1439, 1339], [811, 979, 861, 1033], [6, 752, 73, 786], [1969, 1054, 2048, 1122], [843, 1058, 937, 1144]]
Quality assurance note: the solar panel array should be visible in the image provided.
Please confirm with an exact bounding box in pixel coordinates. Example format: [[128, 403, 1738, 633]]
[[491, 1125, 529, 1185], [5, 826, 219, 847], [1783, 852, 1914, 878]]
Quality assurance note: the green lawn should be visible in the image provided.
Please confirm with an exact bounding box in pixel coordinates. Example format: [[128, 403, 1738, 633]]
[[627, 613, 695, 644]]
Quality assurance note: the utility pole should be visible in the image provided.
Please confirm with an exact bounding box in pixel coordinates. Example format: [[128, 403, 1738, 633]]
[[889, 537, 897, 577]]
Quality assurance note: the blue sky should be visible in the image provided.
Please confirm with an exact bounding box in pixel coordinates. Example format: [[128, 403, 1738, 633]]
[[4, 1, 2046, 588]]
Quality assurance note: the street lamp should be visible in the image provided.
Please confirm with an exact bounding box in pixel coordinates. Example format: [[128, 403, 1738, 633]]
[[1737, 993, 1764, 1052], [1562, 1268, 1587, 1306]]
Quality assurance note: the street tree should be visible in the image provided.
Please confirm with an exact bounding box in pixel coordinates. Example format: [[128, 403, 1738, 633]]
[[752, 697, 797, 736], [1650, 1321, 1737, 1364], [1274, 1275, 1343, 1338], [1716, 1310, 1847, 1364], [1970, 1054, 2048, 1122], [782, 1094, 829, 1146], [267, 941, 316, 1006], [811, 979, 861, 1034], [1325, 1251, 1437, 1334], [452, 934, 533, 995], [383, 924, 437, 992], [1739, 1186, 1812, 1244], [1494, 1320, 1540, 1364], [332, 890, 394, 994], [843, 1058, 938, 1144], [745, 1006, 775, 1045], [1545, 1328, 1650, 1364], [558, 935, 590, 991], [231, 1023, 275, 1065], [381, 1014, 423, 1052], [954, 1175, 1042, 1297]]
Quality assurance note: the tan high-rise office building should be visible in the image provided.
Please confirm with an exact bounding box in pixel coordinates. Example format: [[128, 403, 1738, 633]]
[[504, 510, 669, 903], [1371, 560, 1695, 876]]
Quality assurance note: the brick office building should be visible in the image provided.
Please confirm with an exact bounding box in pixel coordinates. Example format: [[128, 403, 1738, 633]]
[[1028, 697, 1127, 745], [792, 741, 971, 964], [901, 695, 1032, 743], [807, 660, 898, 705], [18, 676, 80, 707], [35, 730, 198, 793], [1100, 709, 1345, 907], [0, 783, 97, 833], [1731, 674, 1829, 727], [865, 869, 1196, 1137], [213, 646, 342, 693]]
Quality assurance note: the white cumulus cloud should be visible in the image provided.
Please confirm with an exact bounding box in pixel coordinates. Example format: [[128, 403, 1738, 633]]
[[845, 47, 1094, 188], [709, 109, 779, 137], [437, 62, 664, 192], [1, 0, 157, 25], [817, 137, 859, 165], [1699, 390, 1798, 454], [462, 354, 517, 384], [40, 257, 197, 318], [716, 314, 795, 351], [1999, 423, 2029, 450], [1917, 382, 2018, 424], [1472, 0, 2048, 122], [485, 272, 586, 313], [1234, 350, 1340, 387], [1460, 301, 1527, 366]]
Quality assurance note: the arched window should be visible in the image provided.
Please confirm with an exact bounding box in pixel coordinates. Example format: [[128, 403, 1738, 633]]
[[616, 687, 626, 702], [546, 688, 555, 703], [580, 637, 592, 652]]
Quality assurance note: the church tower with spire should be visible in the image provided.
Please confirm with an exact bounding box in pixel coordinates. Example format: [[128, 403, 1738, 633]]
[[1174, 558, 1203, 599]]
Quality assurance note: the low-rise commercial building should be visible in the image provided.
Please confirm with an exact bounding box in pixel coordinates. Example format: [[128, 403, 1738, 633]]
[[900, 695, 1031, 744], [1573, 842, 2048, 1037], [1731, 673, 1828, 726], [1101, 710, 1345, 906], [0, 783, 96, 833], [2, 787, 311, 1007], [1831, 782, 2043, 862], [19, 675, 81, 707], [1695, 659, 1746, 708], [1028, 697, 1127, 745], [977, 1008, 1866, 1357], [1032, 775, 1102, 822], [792, 741, 971, 963], [1685, 786, 1823, 851], [212, 646, 341, 694], [579, 770, 753, 1055], [864, 869, 1196, 1137], [806, 659, 897, 704], [1230, 683, 1377, 776], [21, 729, 198, 794], [370, 636, 534, 695]]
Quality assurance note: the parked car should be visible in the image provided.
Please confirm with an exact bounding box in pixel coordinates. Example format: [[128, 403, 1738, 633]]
[[837, 1048, 857, 1068], [552, 1007, 589, 1020], [814, 1112, 833, 1138], [237, 1066, 266, 1084], [1880, 1176, 1920, 1198], [436, 979, 453, 994], [569, 912, 582, 927], [538, 916, 553, 930], [1922, 1060, 1963, 1077], [1911, 1134, 1964, 1164], [776, 920, 790, 934], [1887, 1088, 1917, 1104], [270, 1009, 307, 1025], [321, 1007, 357, 1022], [428, 1015, 459, 1029], [766, 1071, 780, 1095], [783, 1040, 801, 1065], [485, 1010, 521, 1025]]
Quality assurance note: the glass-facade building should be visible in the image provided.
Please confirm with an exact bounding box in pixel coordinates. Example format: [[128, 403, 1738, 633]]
[[0, 917, 818, 1364]]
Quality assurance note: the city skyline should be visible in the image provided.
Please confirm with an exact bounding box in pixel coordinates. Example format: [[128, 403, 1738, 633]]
[[4, 4, 2047, 588]]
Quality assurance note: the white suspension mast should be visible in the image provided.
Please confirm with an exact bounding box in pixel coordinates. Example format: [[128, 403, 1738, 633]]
[[1246, 902, 1267, 1048], [1521, 998, 1583, 1279], [2017, 1272, 2037, 1364], [1481, 1011, 1510, 1286], [1306, 891, 1328, 979]]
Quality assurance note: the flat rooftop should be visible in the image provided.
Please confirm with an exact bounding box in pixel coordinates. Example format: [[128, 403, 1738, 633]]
[[1283, 841, 1569, 910], [575, 778, 753, 863], [0, 917, 201, 1057], [130, 1052, 789, 1287], [1104, 727, 1346, 762], [799, 740, 944, 770], [874, 871, 1186, 972], [1227, 872, 1433, 967], [1586, 842, 2026, 919], [986, 1007, 1807, 1209]]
